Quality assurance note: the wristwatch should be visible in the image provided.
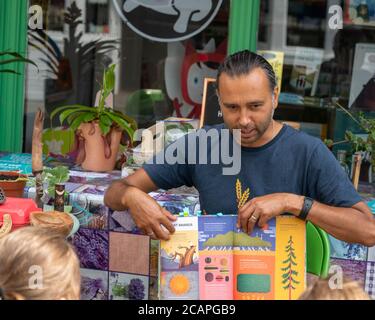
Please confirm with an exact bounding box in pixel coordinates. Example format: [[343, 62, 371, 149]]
[[298, 196, 314, 220]]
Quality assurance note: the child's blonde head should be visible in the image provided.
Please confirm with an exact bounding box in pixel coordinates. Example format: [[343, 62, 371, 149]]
[[299, 277, 371, 300], [0, 226, 80, 300]]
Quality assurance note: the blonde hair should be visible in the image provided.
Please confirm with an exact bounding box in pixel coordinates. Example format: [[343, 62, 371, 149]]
[[0, 226, 80, 300], [299, 277, 371, 300]]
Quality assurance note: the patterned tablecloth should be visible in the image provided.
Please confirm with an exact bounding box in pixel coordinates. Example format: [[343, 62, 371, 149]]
[[25, 169, 200, 300]]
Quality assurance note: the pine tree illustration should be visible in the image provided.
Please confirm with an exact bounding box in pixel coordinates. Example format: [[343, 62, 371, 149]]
[[281, 236, 300, 300]]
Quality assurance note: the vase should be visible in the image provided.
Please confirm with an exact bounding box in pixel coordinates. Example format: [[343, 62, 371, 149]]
[[76, 121, 122, 172]]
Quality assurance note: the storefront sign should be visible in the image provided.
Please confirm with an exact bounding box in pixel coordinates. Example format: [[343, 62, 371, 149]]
[[113, 0, 223, 42]]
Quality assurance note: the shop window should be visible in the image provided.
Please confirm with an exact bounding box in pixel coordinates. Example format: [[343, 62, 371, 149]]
[[24, 0, 229, 153], [258, 0, 375, 141]]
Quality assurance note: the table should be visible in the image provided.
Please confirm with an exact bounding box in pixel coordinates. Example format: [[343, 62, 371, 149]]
[[10, 153, 375, 300]]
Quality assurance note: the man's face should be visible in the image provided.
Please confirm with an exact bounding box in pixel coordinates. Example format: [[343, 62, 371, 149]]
[[217, 68, 278, 148]]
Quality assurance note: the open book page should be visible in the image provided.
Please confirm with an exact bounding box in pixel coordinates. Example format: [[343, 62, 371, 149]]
[[233, 218, 277, 300], [159, 216, 199, 299], [233, 216, 306, 300], [198, 215, 235, 300], [274, 216, 306, 300]]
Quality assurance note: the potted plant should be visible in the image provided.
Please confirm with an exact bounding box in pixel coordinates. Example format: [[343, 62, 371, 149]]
[[325, 102, 374, 183], [0, 171, 28, 198], [50, 64, 137, 172]]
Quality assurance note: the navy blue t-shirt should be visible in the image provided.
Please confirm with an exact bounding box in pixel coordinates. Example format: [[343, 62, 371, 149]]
[[143, 124, 361, 215]]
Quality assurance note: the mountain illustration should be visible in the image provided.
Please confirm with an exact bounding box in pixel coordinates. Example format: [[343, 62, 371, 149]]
[[203, 231, 272, 247]]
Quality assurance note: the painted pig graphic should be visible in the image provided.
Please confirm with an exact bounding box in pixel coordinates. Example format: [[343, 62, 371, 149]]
[[123, 0, 213, 33]]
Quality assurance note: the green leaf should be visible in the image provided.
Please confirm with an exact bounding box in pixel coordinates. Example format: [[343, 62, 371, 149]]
[[100, 114, 112, 126], [98, 114, 112, 136], [67, 111, 86, 124], [103, 110, 135, 142], [83, 112, 97, 122], [59, 109, 82, 125], [99, 120, 110, 136], [53, 166, 70, 182], [0, 56, 37, 69], [50, 104, 95, 121], [70, 112, 96, 131], [103, 64, 116, 93], [112, 110, 137, 130], [0, 69, 19, 74]]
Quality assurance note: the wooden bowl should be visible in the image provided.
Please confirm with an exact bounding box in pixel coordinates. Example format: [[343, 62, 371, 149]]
[[30, 211, 74, 237]]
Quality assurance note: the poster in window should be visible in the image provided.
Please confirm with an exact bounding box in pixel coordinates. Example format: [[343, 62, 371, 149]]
[[349, 43, 375, 111], [344, 0, 375, 27]]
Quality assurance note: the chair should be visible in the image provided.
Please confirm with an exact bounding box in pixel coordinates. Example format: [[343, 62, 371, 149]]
[[306, 222, 330, 278]]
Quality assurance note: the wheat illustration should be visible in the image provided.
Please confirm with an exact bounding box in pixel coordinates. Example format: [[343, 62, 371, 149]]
[[236, 179, 250, 209], [238, 188, 250, 208], [236, 179, 242, 202]]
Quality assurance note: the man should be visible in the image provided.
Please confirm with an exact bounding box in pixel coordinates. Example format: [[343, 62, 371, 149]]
[[104, 50, 375, 246]]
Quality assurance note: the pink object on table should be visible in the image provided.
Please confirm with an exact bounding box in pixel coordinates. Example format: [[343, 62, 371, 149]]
[[0, 197, 39, 230]]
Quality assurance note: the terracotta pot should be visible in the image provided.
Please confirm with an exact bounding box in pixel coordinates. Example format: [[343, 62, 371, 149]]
[[0, 171, 28, 198], [76, 122, 122, 172]]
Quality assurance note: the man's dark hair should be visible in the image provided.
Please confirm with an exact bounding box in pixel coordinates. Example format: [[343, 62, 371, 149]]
[[216, 50, 277, 93]]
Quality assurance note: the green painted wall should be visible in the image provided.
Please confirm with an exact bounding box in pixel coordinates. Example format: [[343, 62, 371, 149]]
[[228, 0, 260, 54], [0, 0, 28, 152]]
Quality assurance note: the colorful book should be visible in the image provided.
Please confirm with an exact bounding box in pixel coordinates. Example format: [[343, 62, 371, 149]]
[[160, 215, 306, 300]]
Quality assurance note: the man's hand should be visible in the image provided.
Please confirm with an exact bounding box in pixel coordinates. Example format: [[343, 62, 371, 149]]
[[237, 193, 303, 235], [124, 186, 177, 240]]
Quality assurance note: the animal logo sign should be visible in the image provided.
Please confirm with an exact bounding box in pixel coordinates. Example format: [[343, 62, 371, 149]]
[[113, 0, 223, 42]]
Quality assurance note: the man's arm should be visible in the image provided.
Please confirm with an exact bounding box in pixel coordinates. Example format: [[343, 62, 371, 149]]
[[104, 168, 158, 211], [286, 195, 375, 246], [104, 168, 176, 240], [238, 193, 375, 247]]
